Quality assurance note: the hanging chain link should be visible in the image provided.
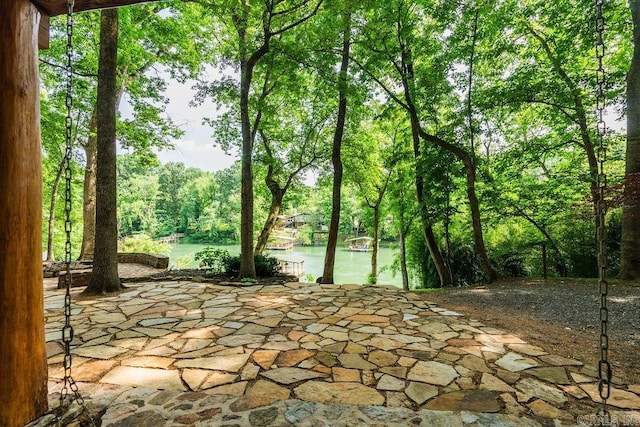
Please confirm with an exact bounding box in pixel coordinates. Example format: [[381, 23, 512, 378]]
[[58, 2, 94, 426], [595, 0, 612, 421]]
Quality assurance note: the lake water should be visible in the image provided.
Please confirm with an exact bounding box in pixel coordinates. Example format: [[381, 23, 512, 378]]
[[169, 243, 402, 288]]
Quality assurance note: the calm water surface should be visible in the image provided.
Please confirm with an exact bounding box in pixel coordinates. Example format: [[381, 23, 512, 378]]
[[169, 243, 401, 288]]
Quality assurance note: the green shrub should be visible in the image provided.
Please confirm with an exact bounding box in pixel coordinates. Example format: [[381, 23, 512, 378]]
[[194, 247, 231, 274], [194, 247, 279, 277], [120, 234, 170, 255]]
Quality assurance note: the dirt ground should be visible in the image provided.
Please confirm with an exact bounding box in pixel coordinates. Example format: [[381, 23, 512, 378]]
[[424, 278, 640, 385]]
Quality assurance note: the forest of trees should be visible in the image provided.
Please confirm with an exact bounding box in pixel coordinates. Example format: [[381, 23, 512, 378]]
[[39, 0, 640, 290]]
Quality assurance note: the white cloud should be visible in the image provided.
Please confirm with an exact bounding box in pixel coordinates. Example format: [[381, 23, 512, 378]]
[[156, 138, 237, 172]]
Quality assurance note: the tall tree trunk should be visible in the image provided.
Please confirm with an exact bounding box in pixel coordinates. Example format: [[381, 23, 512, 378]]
[[84, 8, 122, 295], [45, 156, 66, 261], [409, 115, 453, 287], [370, 206, 380, 283], [235, 7, 270, 279], [79, 108, 97, 260], [322, 10, 351, 285], [0, 1, 48, 423], [461, 154, 498, 282], [365, 172, 389, 285], [399, 226, 410, 291], [255, 170, 285, 255], [620, 0, 640, 279]]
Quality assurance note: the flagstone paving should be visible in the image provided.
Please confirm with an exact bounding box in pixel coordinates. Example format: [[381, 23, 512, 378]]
[[37, 280, 640, 426]]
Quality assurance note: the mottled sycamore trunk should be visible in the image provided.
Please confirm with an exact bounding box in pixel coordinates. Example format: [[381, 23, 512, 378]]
[[0, 1, 48, 424]]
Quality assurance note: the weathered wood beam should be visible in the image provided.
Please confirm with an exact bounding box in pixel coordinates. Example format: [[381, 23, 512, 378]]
[[38, 13, 49, 49], [30, 0, 163, 17], [0, 1, 49, 425]]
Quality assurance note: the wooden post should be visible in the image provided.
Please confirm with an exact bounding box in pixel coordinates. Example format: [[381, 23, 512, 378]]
[[0, 1, 49, 425]]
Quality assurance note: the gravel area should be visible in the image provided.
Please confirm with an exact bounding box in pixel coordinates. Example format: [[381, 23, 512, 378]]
[[425, 278, 640, 383]]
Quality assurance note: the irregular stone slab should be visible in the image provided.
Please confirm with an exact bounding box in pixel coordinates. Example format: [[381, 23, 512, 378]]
[[354, 326, 382, 334], [235, 323, 272, 335], [368, 351, 399, 369], [344, 342, 367, 354], [320, 330, 349, 341], [252, 350, 279, 370], [475, 334, 525, 344], [459, 355, 492, 373], [261, 341, 300, 351], [139, 317, 179, 327], [528, 399, 573, 421], [122, 356, 174, 369], [260, 367, 328, 385], [248, 406, 279, 426], [377, 374, 405, 391], [251, 315, 284, 327], [559, 384, 589, 399], [100, 366, 185, 390], [581, 383, 640, 409], [332, 367, 360, 382], [405, 381, 439, 405], [174, 354, 250, 372], [516, 378, 567, 404], [380, 366, 407, 379], [182, 369, 209, 391], [216, 333, 265, 347], [417, 323, 453, 336], [182, 328, 215, 339], [294, 381, 385, 405], [345, 314, 390, 325], [132, 327, 174, 338], [110, 337, 148, 351], [65, 360, 118, 382], [320, 342, 347, 354], [495, 352, 538, 372], [205, 381, 247, 397], [283, 401, 318, 425], [74, 344, 130, 360], [408, 361, 459, 386], [527, 367, 570, 385], [316, 352, 338, 367], [387, 334, 428, 345], [201, 372, 238, 390], [507, 343, 547, 356], [369, 336, 405, 351], [479, 373, 515, 393], [230, 380, 290, 411], [275, 349, 315, 367], [202, 306, 240, 319], [241, 362, 261, 381], [338, 354, 377, 370], [90, 312, 127, 324], [425, 390, 501, 412], [538, 354, 583, 367]]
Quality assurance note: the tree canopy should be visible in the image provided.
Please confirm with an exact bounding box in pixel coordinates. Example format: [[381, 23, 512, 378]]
[[39, 0, 638, 287]]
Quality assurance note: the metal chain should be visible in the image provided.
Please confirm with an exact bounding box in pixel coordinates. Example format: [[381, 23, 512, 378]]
[[595, 0, 612, 421], [58, 2, 95, 426]]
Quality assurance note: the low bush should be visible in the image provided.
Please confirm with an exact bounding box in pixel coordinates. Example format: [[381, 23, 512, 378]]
[[194, 247, 280, 277]]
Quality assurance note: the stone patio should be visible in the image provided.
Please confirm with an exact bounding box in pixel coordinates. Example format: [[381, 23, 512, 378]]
[[34, 278, 640, 426]]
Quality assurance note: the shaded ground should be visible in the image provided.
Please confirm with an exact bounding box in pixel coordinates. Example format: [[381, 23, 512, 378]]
[[424, 278, 640, 384]]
